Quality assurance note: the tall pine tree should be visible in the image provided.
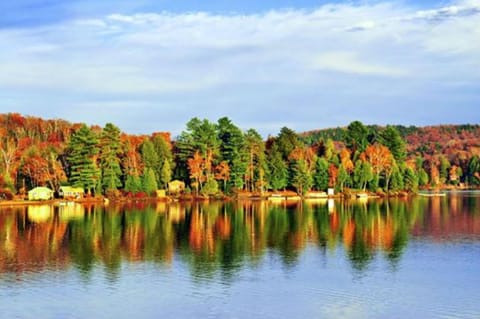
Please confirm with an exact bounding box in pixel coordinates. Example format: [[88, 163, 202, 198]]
[[267, 144, 288, 191], [67, 124, 99, 195], [99, 123, 122, 193], [313, 157, 329, 191], [142, 167, 158, 194], [291, 159, 313, 195]]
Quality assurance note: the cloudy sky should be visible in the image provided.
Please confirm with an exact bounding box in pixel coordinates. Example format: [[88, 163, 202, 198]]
[[0, 0, 479, 136]]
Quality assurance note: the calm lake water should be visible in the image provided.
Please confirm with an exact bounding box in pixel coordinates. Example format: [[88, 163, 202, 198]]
[[1, 193, 480, 318]]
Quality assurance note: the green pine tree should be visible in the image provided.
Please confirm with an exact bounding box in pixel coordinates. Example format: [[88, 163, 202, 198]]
[[67, 124, 100, 195], [467, 156, 480, 186], [390, 166, 404, 191], [267, 144, 288, 191], [291, 160, 313, 195], [152, 135, 174, 187], [345, 121, 369, 155], [244, 129, 267, 192], [217, 117, 247, 191], [99, 123, 122, 193], [418, 168, 429, 186], [404, 167, 419, 192], [313, 157, 329, 191], [141, 168, 158, 195], [124, 175, 142, 193], [140, 140, 159, 171], [378, 125, 406, 162], [439, 156, 451, 184], [160, 159, 172, 190]]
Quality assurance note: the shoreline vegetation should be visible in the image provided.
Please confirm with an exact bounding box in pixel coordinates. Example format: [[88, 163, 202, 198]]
[[1, 113, 480, 206]]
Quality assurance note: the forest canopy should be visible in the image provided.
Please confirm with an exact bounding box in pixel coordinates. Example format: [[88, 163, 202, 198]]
[[0, 113, 479, 198]]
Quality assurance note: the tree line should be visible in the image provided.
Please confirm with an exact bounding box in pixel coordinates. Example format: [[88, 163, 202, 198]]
[[0, 113, 479, 198]]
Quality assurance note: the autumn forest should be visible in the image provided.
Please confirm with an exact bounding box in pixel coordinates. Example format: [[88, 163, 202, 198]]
[[0, 113, 479, 200]]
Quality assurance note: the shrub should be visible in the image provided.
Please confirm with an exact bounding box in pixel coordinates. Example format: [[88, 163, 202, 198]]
[[0, 189, 14, 200]]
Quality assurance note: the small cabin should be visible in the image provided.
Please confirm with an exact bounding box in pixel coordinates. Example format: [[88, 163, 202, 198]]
[[168, 180, 185, 194], [156, 189, 167, 198], [59, 186, 84, 199], [28, 187, 54, 201]]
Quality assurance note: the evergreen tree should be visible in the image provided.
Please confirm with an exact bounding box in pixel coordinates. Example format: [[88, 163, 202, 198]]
[[231, 157, 248, 190], [313, 157, 329, 191], [291, 159, 313, 195], [467, 156, 480, 186], [140, 140, 159, 171], [217, 117, 247, 190], [404, 167, 419, 192], [418, 168, 429, 186], [160, 159, 172, 189], [124, 175, 142, 193], [244, 129, 267, 192], [152, 135, 174, 187], [390, 166, 404, 191], [276, 127, 303, 161], [67, 124, 99, 194], [95, 178, 103, 197], [175, 117, 220, 182], [141, 168, 158, 194], [345, 121, 369, 155], [439, 156, 451, 184], [267, 144, 288, 191], [99, 123, 122, 193], [378, 125, 406, 162]]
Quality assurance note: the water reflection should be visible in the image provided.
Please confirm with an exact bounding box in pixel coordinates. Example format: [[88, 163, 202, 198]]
[[0, 194, 479, 281]]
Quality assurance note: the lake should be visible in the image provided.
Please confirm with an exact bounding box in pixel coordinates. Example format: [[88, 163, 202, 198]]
[[1, 193, 479, 318]]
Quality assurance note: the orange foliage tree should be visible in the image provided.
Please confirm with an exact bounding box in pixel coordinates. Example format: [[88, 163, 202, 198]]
[[215, 161, 230, 191], [340, 148, 354, 173], [328, 164, 338, 188], [187, 150, 205, 195], [362, 144, 394, 181]]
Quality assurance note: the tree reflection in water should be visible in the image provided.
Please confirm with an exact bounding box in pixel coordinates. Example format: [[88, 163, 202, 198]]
[[0, 194, 479, 282]]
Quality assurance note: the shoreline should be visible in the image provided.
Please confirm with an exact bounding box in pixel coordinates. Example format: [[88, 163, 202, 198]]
[[1, 189, 478, 207]]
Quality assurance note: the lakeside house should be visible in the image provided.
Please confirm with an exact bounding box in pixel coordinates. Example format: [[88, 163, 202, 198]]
[[168, 180, 185, 194], [59, 186, 84, 199], [28, 187, 54, 201]]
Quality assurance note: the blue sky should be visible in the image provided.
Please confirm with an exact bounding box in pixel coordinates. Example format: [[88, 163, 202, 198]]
[[1, 0, 479, 136]]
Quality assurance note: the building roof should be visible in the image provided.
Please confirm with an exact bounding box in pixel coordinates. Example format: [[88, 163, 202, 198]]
[[169, 180, 185, 185], [28, 187, 53, 193], [59, 186, 84, 193]]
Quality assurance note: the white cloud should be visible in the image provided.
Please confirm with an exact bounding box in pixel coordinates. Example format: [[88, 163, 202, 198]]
[[0, 0, 479, 134], [312, 51, 408, 77]]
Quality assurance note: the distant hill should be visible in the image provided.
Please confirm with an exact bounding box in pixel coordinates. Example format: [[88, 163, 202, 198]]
[[301, 124, 480, 162]]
